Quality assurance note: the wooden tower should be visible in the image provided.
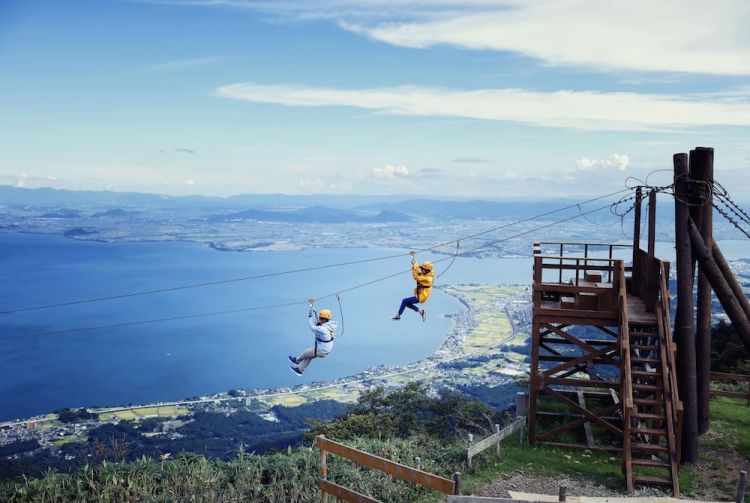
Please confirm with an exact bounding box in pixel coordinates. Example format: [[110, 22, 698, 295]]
[[528, 189, 683, 495]]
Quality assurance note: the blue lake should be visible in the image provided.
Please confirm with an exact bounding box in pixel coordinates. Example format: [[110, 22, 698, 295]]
[[0, 233, 534, 421], [1, 233, 746, 421]]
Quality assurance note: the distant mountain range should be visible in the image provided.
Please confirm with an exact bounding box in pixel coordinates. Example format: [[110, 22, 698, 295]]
[[209, 206, 412, 224], [0, 185, 654, 222]]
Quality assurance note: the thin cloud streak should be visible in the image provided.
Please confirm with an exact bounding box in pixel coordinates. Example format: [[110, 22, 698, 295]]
[[215, 82, 750, 131], [125, 56, 225, 76], [143, 0, 750, 75]]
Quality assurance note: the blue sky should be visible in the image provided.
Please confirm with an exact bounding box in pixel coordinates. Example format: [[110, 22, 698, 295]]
[[1, 0, 749, 198]]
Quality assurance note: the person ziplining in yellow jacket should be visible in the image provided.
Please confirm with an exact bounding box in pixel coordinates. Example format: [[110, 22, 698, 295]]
[[392, 251, 434, 321]]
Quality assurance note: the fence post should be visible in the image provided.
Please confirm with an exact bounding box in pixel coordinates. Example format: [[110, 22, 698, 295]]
[[738, 470, 747, 503], [517, 392, 528, 445], [559, 486, 567, 502], [467, 433, 475, 467], [319, 435, 328, 503], [415, 457, 421, 471], [494, 424, 501, 456], [516, 391, 528, 418], [453, 472, 462, 495]]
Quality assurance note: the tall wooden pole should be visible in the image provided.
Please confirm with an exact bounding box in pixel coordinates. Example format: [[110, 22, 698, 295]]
[[691, 147, 714, 435], [646, 190, 657, 312], [674, 153, 698, 463], [632, 187, 643, 297]]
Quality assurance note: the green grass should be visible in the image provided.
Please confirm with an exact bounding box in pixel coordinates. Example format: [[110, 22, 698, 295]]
[[705, 396, 750, 457], [52, 435, 85, 447]]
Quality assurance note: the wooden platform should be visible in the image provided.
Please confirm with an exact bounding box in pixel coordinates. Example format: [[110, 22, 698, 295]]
[[627, 295, 658, 324]]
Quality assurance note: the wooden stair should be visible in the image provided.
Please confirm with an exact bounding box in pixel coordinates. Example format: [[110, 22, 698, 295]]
[[621, 301, 681, 497]]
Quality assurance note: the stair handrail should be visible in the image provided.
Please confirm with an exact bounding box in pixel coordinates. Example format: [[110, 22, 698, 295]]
[[659, 261, 684, 465], [616, 260, 634, 490]]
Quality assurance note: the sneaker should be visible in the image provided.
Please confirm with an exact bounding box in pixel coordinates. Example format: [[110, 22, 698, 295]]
[[391, 315, 401, 320], [288, 355, 298, 364], [290, 367, 303, 376], [419, 309, 426, 322]]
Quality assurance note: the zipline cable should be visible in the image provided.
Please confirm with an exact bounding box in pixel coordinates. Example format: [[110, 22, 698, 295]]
[[335, 293, 344, 338], [0, 200, 618, 342], [435, 240, 460, 281], [0, 187, 634, 315]]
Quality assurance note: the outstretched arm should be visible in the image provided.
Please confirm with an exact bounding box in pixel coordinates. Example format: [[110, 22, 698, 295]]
[[308, 299, 318, 331]]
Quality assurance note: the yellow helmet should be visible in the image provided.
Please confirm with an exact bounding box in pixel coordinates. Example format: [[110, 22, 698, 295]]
[[318, 309, 332, 320], [421, 261, 433, 272]]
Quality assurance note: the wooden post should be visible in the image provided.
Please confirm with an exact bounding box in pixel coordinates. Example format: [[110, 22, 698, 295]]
[[515, 392, 527, 445], [320, 435, 328, 503], [453, 472, 462, 495], [690, 222, 750, 352], [692, 147, 714, 435], [713, 244, 750, 322], [494, 424, 501, 456], [415, 456, 421, 471], [674, 152, 698, 463], [645, 189, 657, 312], [528, 318, 540, 445], [632, 187, 643, 296], [559, 486, 567, 502], [516, 391, 528, 418], [737, 470, 747, 503]]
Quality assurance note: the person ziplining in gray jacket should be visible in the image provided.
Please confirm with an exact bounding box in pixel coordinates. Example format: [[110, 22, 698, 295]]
[[289, 298, 337, 375]]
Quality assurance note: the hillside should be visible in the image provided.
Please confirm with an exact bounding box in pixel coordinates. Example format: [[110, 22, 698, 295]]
[[1, 385, 748, 502]]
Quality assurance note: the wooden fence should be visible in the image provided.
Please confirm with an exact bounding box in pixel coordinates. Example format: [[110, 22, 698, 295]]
[[466, 418, 526, 468], [316, 435, 461, 502], [710, 372, 750, 404]]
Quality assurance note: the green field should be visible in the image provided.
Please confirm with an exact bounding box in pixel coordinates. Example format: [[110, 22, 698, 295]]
[[97, 405, 189, 422]]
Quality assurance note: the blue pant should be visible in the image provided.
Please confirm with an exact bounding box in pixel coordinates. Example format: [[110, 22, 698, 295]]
[[398, 296, 420, 316]]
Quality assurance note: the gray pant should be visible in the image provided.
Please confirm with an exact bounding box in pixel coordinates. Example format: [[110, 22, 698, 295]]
[[296, 347, 328, 372]]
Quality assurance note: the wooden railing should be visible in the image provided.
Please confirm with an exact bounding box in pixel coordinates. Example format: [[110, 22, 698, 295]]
[[616, 260, 634, 492], [659, 261, 683, 465], [466, 418, 525, 468], [316, 435, 461, 502], [535, 241, 632, 286], [710, 372, 750, 404]]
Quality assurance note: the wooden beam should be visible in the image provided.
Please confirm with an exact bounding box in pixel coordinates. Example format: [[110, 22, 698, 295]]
[[544, 377, 620, 389], [536, 403, 619, 443], [315, 436, 457, 495], [319, 480, 380, 503], [543, 388, 623, 436], [645, 189, 657, 312], [690, 221, 750, 353], [692, 146, 714, 435], [632, 186, 643, 297], [674, 152, 698, 464], [713, 244, 750, 322], [543, 346, 617, 377], [577, 391, 595, 448]]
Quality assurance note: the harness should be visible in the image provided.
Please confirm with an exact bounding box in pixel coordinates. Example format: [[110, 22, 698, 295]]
[[312, 314, 335, 356]]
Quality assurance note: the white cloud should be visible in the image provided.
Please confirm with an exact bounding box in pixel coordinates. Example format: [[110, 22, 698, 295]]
[[16, 173, 28, 188], [373, 164, 409, 178], [126, 56, 224, 76], [298, 176, 325, 189], [182, 179, 196, 186], [150, 0, 750, 75], [216, 82, 750, 131], [575, 154, 630, 172]]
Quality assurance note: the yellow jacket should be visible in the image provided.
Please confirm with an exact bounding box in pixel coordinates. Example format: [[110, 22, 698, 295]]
[[412, 262, 434, 303]]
